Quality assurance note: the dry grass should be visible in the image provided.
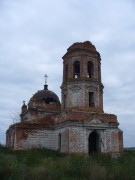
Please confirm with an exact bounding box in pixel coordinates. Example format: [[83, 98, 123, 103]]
[[0, 144, 135, 180]]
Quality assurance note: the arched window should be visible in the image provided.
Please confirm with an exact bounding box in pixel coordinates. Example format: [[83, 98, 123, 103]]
[[98, 64, 101, 80], [87, 61, 94, 78], [58, 133, 61, 151], [89, 92, 95, 107], [65, 64, 68, 81], [73, 61, 80, 78]]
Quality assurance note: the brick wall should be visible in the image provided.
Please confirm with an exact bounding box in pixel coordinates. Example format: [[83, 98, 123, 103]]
[[6, 119, 123, 153]]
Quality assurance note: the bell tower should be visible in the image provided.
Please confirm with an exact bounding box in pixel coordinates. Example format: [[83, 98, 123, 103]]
[[61, 41, 104, 112]]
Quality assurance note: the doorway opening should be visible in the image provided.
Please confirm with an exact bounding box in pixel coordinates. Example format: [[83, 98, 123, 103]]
[[88, 131, 99, 154]]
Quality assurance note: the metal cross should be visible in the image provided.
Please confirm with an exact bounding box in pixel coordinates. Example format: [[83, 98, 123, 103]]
[[44, 74, 48, 85]]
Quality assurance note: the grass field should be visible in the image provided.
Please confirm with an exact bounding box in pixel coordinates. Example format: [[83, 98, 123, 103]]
[[0, 144, 135, 180]]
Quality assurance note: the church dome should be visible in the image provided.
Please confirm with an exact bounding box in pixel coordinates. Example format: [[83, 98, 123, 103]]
[[28, 84, 61, 112], [31, 85, 60, 104]]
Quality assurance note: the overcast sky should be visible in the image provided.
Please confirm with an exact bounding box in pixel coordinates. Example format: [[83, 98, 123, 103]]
[[0, 0, 135, 147]]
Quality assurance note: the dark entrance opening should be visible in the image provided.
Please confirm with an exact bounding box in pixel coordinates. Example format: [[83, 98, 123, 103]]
[[88, 131, 99, 154]]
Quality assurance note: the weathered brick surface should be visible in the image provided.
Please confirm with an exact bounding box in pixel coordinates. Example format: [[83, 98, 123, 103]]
[[111, 130, 119, 151], [118, 130, 124, 152], [58, 129, 69, 153], [16, 129, 55, 150], [54, 111, 118, 124], [6, 128, 15, 148]]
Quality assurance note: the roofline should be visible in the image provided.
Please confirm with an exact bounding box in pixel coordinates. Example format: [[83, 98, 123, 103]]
[[62, 48, 100, 59]]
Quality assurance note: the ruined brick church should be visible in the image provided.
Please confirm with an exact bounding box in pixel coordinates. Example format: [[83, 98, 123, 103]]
[[6, 41, 123, 154]]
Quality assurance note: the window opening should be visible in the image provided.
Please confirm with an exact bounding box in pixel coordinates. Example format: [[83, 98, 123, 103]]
[[98, 64, 101, 80], [58, 133, 61, 151], [87, 61, 94, 78], [63, 94, 66, 109], [65, 64, 68, 80], [73, 61, 80, 78], [89, 92, 95, 107], [43, 98, 54, 104]]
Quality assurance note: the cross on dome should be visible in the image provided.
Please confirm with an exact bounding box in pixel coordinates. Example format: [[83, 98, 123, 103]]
[[44, 74, 48, 85]]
